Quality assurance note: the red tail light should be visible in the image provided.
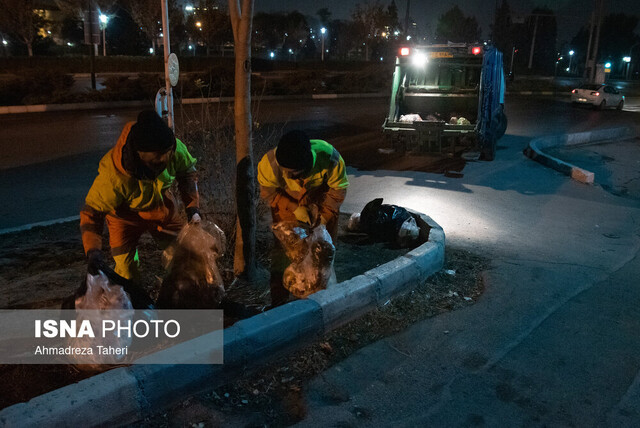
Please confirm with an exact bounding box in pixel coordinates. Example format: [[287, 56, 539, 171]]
[[400, 47, 410, 56], [471, 47, 481, 55], [591, 91, 599, 96], [571, 89, 576, 93]]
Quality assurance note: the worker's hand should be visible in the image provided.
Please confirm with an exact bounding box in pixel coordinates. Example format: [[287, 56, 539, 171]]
[[86, 249, 105, 276], [293, 205, 311, 225], [186, 207, 201, 224]]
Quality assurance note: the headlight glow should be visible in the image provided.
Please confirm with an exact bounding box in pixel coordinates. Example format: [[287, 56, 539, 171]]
[[412, 52, 428, 67]]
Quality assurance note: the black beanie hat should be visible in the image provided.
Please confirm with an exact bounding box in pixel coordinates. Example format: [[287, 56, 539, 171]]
[[275, 130, 313, 170], [127, 110, 176, 152]]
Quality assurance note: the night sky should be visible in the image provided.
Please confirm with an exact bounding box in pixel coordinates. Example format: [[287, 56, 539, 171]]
[[255, 0, 640, 44]]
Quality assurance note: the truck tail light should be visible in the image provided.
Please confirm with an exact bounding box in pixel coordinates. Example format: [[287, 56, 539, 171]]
[[471, 46, 481, 55], [400, 47, 410, 56]]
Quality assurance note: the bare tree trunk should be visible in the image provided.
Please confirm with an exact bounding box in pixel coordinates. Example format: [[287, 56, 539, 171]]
[[27, 43, 33, 57], [229, 0, 257, 280]]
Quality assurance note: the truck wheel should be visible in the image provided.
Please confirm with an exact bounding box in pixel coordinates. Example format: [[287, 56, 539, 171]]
[[481, 137, 496, 161], [496, 113, 508, 139]]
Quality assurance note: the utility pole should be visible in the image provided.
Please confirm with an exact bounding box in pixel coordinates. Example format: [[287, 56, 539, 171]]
[[160, 0, 174, 130], [589, 0, 604, 83], [404, 0, 411, 35], [584, 8, 595, 78], [509, 45, 515, 75], [88, 1, 96, 90], [527, 15, 538, 70]]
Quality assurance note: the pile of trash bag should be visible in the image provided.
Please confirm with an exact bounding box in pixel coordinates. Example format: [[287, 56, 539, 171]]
[[157, 221, 226, 309], [272, 222, 336, 298], [347, 198, 420, 247]]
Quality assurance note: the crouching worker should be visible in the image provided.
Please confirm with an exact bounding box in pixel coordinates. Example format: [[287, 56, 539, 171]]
[[257, 130, 349, 306], [80, 110, 201, 282]]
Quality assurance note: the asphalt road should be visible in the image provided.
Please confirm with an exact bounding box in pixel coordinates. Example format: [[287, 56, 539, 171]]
[[1, 96, 640, 426], [0, 95, 639, 231]]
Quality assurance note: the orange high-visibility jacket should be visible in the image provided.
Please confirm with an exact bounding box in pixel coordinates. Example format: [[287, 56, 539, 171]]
[[80, 122, 198, 254], [257, 139, 348, 220]]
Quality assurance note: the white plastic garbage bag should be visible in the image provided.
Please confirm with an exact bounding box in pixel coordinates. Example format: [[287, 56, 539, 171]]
[[272, 222, 336, 298], [69, 271, 134, 368], [158, 221, 226, 309], [399, 114, 422, 123]]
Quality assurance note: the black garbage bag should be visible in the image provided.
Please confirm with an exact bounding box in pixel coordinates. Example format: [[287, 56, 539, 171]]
[[354, 198, 420, 247]]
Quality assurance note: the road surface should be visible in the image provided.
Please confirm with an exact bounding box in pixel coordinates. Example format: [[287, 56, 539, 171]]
[[0, 95, 639, 231]]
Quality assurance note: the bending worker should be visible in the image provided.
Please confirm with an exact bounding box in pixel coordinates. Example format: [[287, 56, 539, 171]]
[[257, 130, 349, 306], [80, 110, 201, 281]]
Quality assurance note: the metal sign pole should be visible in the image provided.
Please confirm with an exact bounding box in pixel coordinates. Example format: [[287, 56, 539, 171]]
[[160, 0, 174, 131]]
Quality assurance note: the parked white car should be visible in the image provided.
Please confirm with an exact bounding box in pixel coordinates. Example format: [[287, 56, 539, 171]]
[[571, 83, 624, 110]]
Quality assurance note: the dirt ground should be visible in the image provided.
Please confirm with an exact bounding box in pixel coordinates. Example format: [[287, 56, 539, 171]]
[[546, 137, 640, 200], [0, 213, 419, 409]]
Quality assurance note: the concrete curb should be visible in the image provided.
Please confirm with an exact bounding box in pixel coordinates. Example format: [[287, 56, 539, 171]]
[[0, 216, 80, 236], [0, 212, 444, 427], [0, 91, 566, 115], [523, 127, 637, 184]]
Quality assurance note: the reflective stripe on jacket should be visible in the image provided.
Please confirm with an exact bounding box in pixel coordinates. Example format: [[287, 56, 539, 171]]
[[80, 121, 198, 254], [257, 139, 348, 218]]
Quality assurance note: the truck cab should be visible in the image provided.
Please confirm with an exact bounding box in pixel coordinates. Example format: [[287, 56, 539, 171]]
[[383, 43, 507, 160]]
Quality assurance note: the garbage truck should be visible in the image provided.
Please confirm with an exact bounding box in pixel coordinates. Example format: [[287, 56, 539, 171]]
[[382, 43, 507, 160]]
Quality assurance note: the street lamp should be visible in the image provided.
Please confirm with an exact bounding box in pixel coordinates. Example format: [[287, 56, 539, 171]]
[[627, 43, 640, 80], [320, 27, 326, 62], [623, 56, 631, 80], [99, 14, 108, 56], [568, 50, 574, 74]]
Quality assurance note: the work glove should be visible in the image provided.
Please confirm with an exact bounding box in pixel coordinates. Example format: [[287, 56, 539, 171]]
[[186, 207, 201, 224], [293, 205, 311, 225], [86, 249, 105, 276]]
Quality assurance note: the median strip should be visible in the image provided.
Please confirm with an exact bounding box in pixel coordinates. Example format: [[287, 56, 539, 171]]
[[0, 212, 444, 426]]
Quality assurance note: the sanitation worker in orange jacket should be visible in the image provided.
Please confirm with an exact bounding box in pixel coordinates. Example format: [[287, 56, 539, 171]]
[[80, 110, 200, 282], [257, 130, 349, 306]]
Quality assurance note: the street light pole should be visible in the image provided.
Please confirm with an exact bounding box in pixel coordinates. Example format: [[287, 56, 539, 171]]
[[628, 43, 640, 80], [320, 27, 326, 61], [509, 46, 515, 76], [527, 15, 539, 69], [99, 14, 107, 56], [568, 50, 574, 74]]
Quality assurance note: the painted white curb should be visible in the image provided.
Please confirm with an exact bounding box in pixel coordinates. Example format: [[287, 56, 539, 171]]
[[524, 127, 636, 184]]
